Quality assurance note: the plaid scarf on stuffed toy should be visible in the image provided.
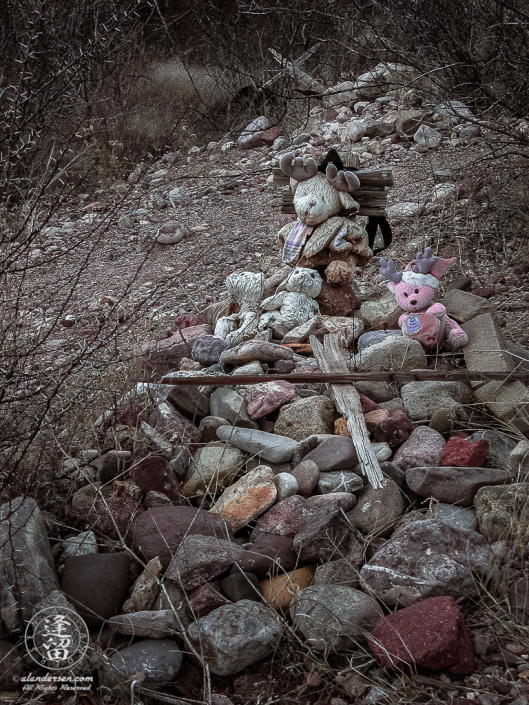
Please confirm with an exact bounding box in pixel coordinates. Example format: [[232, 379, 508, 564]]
[[281, 220, 314, 264]]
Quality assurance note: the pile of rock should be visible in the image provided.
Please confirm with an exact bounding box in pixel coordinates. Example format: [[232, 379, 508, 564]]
[[2, 265, 529, 700]]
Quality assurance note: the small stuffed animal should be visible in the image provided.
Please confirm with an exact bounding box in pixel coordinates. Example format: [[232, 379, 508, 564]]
[[214, 271, 264, 347], [379, 247, 468, 350], [259, 267, 322, 331]]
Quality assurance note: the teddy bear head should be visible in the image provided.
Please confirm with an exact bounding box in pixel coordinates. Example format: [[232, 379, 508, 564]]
[[225, 271, 264, 304], [280, 150, 361, 226], [284, 267, 323, 298], [380, 248, 456, 312]]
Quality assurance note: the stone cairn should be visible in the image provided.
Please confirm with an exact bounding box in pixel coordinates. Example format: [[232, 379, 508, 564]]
[[1, 150, 529, 702]]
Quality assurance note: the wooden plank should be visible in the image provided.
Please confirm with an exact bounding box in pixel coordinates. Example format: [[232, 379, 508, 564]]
[[273, 167, 393, 188], [280, 204, 387, 215], [309, 334, 384, 489]]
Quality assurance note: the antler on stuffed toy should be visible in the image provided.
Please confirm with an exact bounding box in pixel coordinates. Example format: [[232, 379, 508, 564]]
[[412, 247, 438, 274], [379, 258, 403, 284], [280, 152, 318, 182], [325, 163, 361, 193]]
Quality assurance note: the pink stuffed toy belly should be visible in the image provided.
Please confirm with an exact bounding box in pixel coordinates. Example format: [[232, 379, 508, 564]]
[[399, 312, 444, 349]]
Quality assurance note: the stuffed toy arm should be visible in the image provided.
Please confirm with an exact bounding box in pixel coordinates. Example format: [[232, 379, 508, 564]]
[[426, 303, 447, 319], [260, 291, 289, 311]]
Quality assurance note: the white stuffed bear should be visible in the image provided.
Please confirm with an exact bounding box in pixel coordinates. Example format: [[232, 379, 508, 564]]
[[214, 271, 264, 347], [259, 267, 322, 331]]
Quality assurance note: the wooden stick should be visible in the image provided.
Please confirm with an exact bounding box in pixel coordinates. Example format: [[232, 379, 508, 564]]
[[160, 370, 529, 386], [309, 334, 384, 489]]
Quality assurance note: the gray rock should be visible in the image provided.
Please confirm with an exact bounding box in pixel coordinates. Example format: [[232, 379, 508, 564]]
[[433, 170, 454, 183], [467, 430, 517, 472], [144, 491, 173, 509], [274, 395, 336, 441], [168, 187, 190, 204], [357, 330, 402, 351], [192, 336, 227, 365], [167, 384, 210, 418], [401, 381, 474, 421], [101, 638, 183, 688], [347, 479, 404, 537], [461, 313, 512, 375], [216, 426, 298, 463], [292, 132, 311, 145], [406, 466, 507, 506], [459, 124, 481, 138], [314, 559, 360, 588], [379, 461, 405, 486], [505, 341, 529, 373], [392, 426, 446, 470], [274, 473, 298, 501], [474, 483, 529, 543], [359, 291, 402, 329], [355, 336, 427, 373], [307, 493, 357, 512], [109, 610, 178, 638], [187, 600, 283, 676], [183, 442, 247, 497], [432, 182, 458, 203], [58, 531, 97, 574], [371, 442, 392, 462], [165, 535, 244, 590], [413, 125, 442, 149], [386, 202, 424, 219], [221, 572, 261, 602], [354, 381, 397, 403], [293, 506, 362, 563], [289, 585, 382, 651], [303, 436, 358, 471], [0, 498, 59, 620], [318, 471, 363, 495], [434, 100, 473, 123], [427, 503, 478, 532], [220, 340, 293, 366], [510, 439, 529, 480], [210, 388, 258, 429], [238, 116, 270, 148], [444, 289, 489, 323], [291, 460, 320, 496], [360, 521, 494, 606]]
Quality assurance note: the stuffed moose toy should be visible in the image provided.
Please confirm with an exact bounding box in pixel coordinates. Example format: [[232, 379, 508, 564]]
[[277, 151, 372, 286], [380, 247, 469, 350]]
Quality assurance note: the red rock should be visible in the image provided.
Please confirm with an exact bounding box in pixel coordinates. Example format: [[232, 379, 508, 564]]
[[369, 596, 475, 675], [173, 313, 205, 330], [316, 281, 358, 317], [69, 495, 143, 540], [321, 108, 339, 121], [373, 410, 414, 448], [245, 380, 296, 419], [473, 286, 494, 299], [140, 324, 210, 365], [261, 125, 283, 145], [392, 426, 446, 470], [250, 495, 314, 542], [360, 395, 380, 413], [131, 456, 185, 504], [364, 409, 389, 433], [235, 535, 297, 578], [441, 437, 489, 468], [132, 506, 234, 568], [148, 402, 201, 451], [188, 580, 230, 618]]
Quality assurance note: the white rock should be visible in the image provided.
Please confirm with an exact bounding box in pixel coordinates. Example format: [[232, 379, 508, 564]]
[[274, 473, 299, 501], [386, 202, 424, 219], [413, 125, 442, 149], [432, 183, 458, 203]]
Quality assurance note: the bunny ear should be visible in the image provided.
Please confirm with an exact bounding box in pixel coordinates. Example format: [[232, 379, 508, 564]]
[[429, 257, 456, 279]]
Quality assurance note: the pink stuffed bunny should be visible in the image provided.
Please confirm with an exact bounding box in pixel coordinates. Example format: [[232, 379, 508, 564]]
[[379, 248, 468, 350]]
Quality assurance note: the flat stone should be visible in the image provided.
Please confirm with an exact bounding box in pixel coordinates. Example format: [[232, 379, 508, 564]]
[[237, 535, 297, 578], [291, 459, 320, 496], [261, 566, 316, 610], [290, 585, 382, 651], [245, 380, 296, 419], [314, 559, 360, 589], [274, 395, 335, 441], [406, 466, 507, 506], [187, 600, 283, 676], [132, 506, 233, 568], [401, 381, 474, 421], [123, 556, 162, 613], [141, 324, 210, 366], [250, 495, 314, 541], [293, 505, 362, 563], [386, 202, 424, 219], [303, 436, 358, 471], [61, 553, 130, 628], [428, 503, 478, 532], [444, 289, 490, 323], [317, 470, 363, 495], [109, 610, 178, 638], [360, 291, 402, 330], [210, 465, 276, 531], [347, 479, 404, 537], [166, 384, 210, 419], [360, 521, 494, 606], [216, 425, 298, 463], [379, 461, 405, 486], [369, 596, 474, 675], [221, 572, 261, 602], [357, 330, 402, 351], [467, 429, 517, 471], [192, 336, 227, 365], [210, 388, 258, 429], [282, 317, 321, 344], [0, 497, 59, 619], [355, 336, 427, 372], [510, 440, 529, 479], [307, 493, 357, 512], [220, 341, 293, 365], [392, 426, 446, 470], [274, 472, 298, 501], [474, 483, 529, 543], [101, 639, 183, 688], [165, 535, 244, 590], [474, 379, 529, 433], [183, 442, 247, 497], [441, 437, 489, 467], [461, 313, 512, 374]]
